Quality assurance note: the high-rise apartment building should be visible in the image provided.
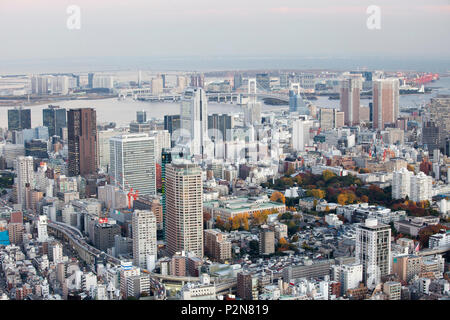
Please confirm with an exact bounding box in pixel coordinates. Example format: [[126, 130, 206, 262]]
[[14, 156, 34, 206], [67, 108, 97, 177], [180, 88, 208, 156], [372, 78, 400, 130], [8, 106, 31, 131], [355, 219, 391, 289], [166, 162, 203, 258], [319, 108, 344, 130], [410, 172, 432, 202], [190, 73, 204, 88], [109, 133, 156, 196], [392, 168, 413, 200], [204, 229, 232, 262], [132, 210, 157, 270], [340, 75, 363, 126], [259, 227, 275, 255]]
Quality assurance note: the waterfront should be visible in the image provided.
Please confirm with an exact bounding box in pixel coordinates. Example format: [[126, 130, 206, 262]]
[[0, 77, 449, 129]]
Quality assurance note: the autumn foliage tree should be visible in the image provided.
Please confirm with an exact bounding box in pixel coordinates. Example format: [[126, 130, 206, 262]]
[[322, 170, 336, 182], [307, 189, 326, 199], [270, 191, 286, 204]]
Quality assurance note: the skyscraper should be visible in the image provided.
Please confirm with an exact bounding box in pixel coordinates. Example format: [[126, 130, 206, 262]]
[[161, 149, 173, 241], [355, 219, 391, 289], [136, 110, 147, 124], [14, 156, 34, 206], [109, 133, 156, 196], [164, 115, 181, 147], [340, 75, 363, 126], [166, 162, 203, 258], [319, 108, 343, 130], [256, 73, 271, 91], [292, 119, 313, 152], [372, 78, 400, 130], [43, 105, 67, 137], [190, 73, 204, 88], [67, 108, 97, 177], [289, 90, 309, 115], [8, 106, 31, 131], [132, 210, 157, 270], [180, 88, 208, 156], [243, 102, 261, 128], [208, 113, 234, 142]]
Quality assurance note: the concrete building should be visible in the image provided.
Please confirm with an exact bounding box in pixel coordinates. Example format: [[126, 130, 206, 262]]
[[372, 78, 400, 130], [132, 210, 157, 271], [67, 108, 97, 177], [355, 219, 391, 289], [410, 172, 432, 202], [259, 226, 275, 255], [179, 88, 208, 156], [14, 156, 34, 206], [292, 119, 313, 152], [166, 162, 203, 258], [340, 74, 363, 126], [109, 133, 156, 196], [392, 168, 413, 200], [204, 229, 232, 262]]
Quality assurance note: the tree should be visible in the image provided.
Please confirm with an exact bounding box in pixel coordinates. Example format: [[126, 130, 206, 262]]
[[407, 164, 415, 172], [307, 189, 325, 199], [270, 191, 286, 204], [337, 193, 348, 206], [322, 170, 336, 182], [360, 195, 369, 203], [294, 175, 303, 185], [279, 238, 288, 246]]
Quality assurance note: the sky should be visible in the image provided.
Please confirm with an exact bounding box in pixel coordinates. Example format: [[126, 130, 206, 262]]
[[0, 0, 449, 72]]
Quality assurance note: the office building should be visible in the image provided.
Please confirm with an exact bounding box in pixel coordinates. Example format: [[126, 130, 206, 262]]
[[292, 119, 313, 152], [43, 105, 67, 137], [136, 110, 147, 124], [243, 102, 261, 127], [93, 222, 121, 252], [8, 106, 31, 131], [237, 272, 258, 300], [372, 78, 400, 130], [256, 73, 271, 91], [67, 108, 97, 177], [25, 140, 48, 159], [164, 115, 181, 147], [180, 88, 208, 156], [355, 219, 391, 289], [96, 129, 117, 171], [208, 114, 234, 142], [289, 90, 309, 115], [132, 210, 157, 270], [166, 162, 203, 258], [109, 133, 156, 196]]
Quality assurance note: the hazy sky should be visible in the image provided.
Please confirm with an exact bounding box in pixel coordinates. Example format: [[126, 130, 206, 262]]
[[0, 0, 449, 65]]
